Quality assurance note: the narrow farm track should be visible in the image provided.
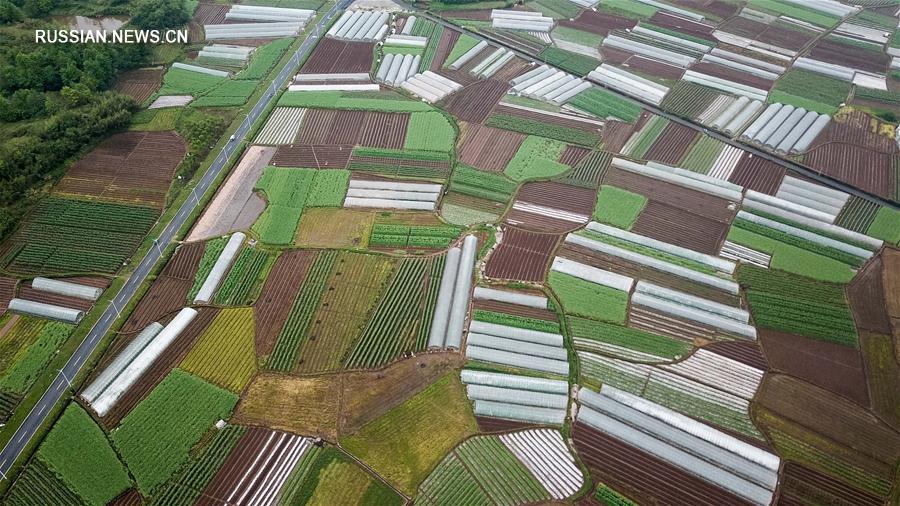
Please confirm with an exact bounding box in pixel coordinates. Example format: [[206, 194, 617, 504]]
[[0, 0, 354, 478], [418, 9, 900, 211]]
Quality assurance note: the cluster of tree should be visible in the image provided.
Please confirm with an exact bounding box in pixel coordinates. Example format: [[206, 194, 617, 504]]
[[0, 0, 52, 23], [0, 93, 137, 238], [130, 0, 189, 29], [174, 108, 229, 183]]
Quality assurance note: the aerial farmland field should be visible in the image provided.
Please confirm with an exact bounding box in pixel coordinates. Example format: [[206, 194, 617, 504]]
[[2, 0, 900, 504]]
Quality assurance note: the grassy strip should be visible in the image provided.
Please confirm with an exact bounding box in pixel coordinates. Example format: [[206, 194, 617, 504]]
[[487, 113, 600, 146], [747, 0, 840, 27], [187, 237, 228, 301], [539, 47, 602, 76], [278, 90, 434, 111], [552, 26, 604, 47], [237, 38, 294, 80], [867, 207, 900, 244], [404, 112, 457, 152]]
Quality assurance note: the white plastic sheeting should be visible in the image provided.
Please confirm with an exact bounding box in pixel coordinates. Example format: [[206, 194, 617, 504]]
[[491, 10, 554, 32], [8, 298, 84, 323], [500, 430, 584, 499], [343, 179, 441, 211], [90, 308, 198, 417], [474, 400, 566, 424], [775, 176, 848, 221], [461, 370, 568, 394], [611, 157, 743, 201], [550, 257, 634, 292], [445, 235, 478, 349], [469, 320, 563, 347], [794, 57, 856, 81], [204, 22, 303, 40], [194, 232, 245, 304], [635, 282, 748, 323], [467, 345, 570, 376], [172, 62, 229, 77], [473, 286, 548, 309], [385, 34, 427, 47], [32, 277, 103, 301], [587, 64, 669, 105], [565, 233, 740, 295], [634, 0, 703, 20], [631, 291, 756, 338], [328, 10, 389, 41], [682, 70, 767, 101], [779, 0, 857, 17], [586, 222, 736, 273], [467, 384, 568, 409], [427, 247, 461, 349], [81, 322, 165, 404], [708, 48, 785, 74], [603, 35, 697, 67], [226, 5, 314, 22], [255, 107, 306, 145], [737, 211, 872, 259], [401, 72, 462, 103], [448, 40, 488, 70], [288, 83, 381, 92], [701, 54, 779, 80]]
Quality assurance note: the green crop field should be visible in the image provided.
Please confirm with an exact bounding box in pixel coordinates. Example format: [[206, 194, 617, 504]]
[[215, 247, 271, 305], [487, 114, 600, 146], [548, 271, 628, 323], [450, 165, 517, 203], [418, 435, 549, 505], [473, 309, 560, 333], [727, 226, 855, 283], [349, 147, 452, 178], [444, 34, 480, 67], [594, 483, 636, 505], [732, 218, 864, 267], [341, 373, 478, 495], [747, 0, 840, 27], [113, 369, 239, 495], [540, 47, 601, 76], [279, 446, 403, 506], [278, 91, 434, 112], [529, 0, 580, 18], [269, 251, 337, 371], [369, 224, 461, 249], [192, 80, 259, 107], [306, 169, 350, 207], [623, 115, 668, 158], [157, 67, 225, 96], [153, 425, 247, 505], [738, 265, 857, 346], [580, 229, 717, 274], [592, 185, 647, 229], [4, 458, 84, 506], [404, 112, 456, 152], [5, 197, 159, 274], [33, 405, 130, 505], [867, 207, 900, 244], [568, 87, 641, 123], [420, 25, 444, 70], [570, 317, 692, 361], [504, 136, 569, 181], [770, 69, 851, 115], [552, 26, 604, 47], [181, 308, 257, 393], [188, 236, 228, 301], [599, 0, 657, 19], [0, 321, 73, 395], [253, 167, 317, 244], [237, 38, 293, 80], [679, 135, 724, 173]]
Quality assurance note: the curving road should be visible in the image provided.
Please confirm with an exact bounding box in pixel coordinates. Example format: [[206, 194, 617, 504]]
[[0, 0, 352, 479]]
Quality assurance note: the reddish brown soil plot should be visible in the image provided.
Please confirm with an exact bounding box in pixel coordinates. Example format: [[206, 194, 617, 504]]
[[430, 29, 459, 70], [505, 182, 595, 233], [703, 341, 768, 370], [759, 329, 869, 407], [648, 11, 715, 40], [55, 131, 187, 209], [812, 112, 900, 154], [690, 62, 774, 91], [271, 144, 354, 169], [254, 250, 316, 357], [161, 241, 206, 280], [727, 154, 785, 195], [559, 145, 590, 167], [476, 416, 541, 434], [193, 2, 228, 24], [804, 145, 893, 199], [847, 255, 892, 335], [473, 299, 558, 321], [494, 104, 603, 134], [642, 122, 698, 165], [0, 277, 17, 313], [631, 201, 729, 255], [295, 109, 409, 149], [559, 10, 635, 35], [623, 55, 685, 81], [121, 277, 194, 335], [113, 68, 164, 104], [573, 422, 753, 506], [108, 489, 142, 506], [810, 38, 889, 74], [300, 39, 374, 74], [760, 24, 816, 52], [777, 462, 883, 506], [669, 0, 738, 18], [17, 276, 110, 312], [443, 79, 509, 124], [100, 308, 218, 427], [600, 120, 637, 153], [718, 17, 767, 39], [457, 123, 525, 172], [484, 226, 560, 282]]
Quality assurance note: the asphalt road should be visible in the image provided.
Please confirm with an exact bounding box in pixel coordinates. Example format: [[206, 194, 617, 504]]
[[0, 0, 351, 478], [421, 11, 900, 211]]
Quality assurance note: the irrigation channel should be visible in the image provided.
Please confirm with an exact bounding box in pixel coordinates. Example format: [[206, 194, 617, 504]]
[[416, 7, 900, 211], [0, 0, 354, 479]]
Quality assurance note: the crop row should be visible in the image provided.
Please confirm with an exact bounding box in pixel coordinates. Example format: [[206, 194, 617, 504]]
[[0, 321, 73, 395], [153, 425, 247, 506], [370, 224, 461, 249], [549, 271, 628, 324], [567, 87, 641, 123], [560, 150, 612, 188], [181, 308, 257, 393], [450, 165, 517, 203], [253, 168, 317, 244], [472, 309, 560, 334], [738, 265, 847, 304], [268, 251, 337, 371], [745, 291, 857, 346], [539, 47, 601, 76], [569, 317, 691, 360], [594, 483, 635, 505], [345, 258, 430, 368], [404, 112, 456, 153], [215, 248, 271, 305], [622, 115, 668, 159], [4, 457, 83, 506], [455, 436, 548, 504], [486, 114, 600, 147], [420, 25, 444, 70], [733, 218, 864, 267], [416, 256, 445, 349], [237, 38, 293, 80], [188, 237, 228, 302]]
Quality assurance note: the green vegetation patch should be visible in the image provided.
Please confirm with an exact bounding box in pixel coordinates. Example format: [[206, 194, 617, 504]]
[[36, 404, 130, 505], [529, 0, 581, 18], [253, 167, 317, 244], [568, 87, 641, 123], [854, 86, 900, 106], [579, 229, 717, 274], [680, 135, 725, 173], [640, 23, 716, 47], [727, 226, 856, 283], [404, 112, 456, 152], [192, 80, 259, 107], [771, 70, 851, 114], [450, 165, 517, 203], [599, 0, 657, 19], [591, 185, 646, 229], [444, 33, 480, 67], [279, 446, 403, 506], [306, 169, 350, 207], [552, 26, 604, 47], [113, 369, 239, 495], [370, 223, 462, 249], [341, 373, 478, 495], [548, 271, 628, 323], [473, 309, 560, 333], [732, 218, 865, 267], [181, 308, 257, 393], [747, 0, 840, 27], [738, 265, 857, 346], [504, 136, 570, 181], [215, 247, 271, 305], [487, 113, 600, 146], [237, 38, 293, 80], [188, 236, 228, 301], [540, 47, 602, 76], [278, 91, 434, 112], [0, 320, 72, 395], [624, 115, 668, 158], [594, 483, 637, 506], [569, 317, 692, 360], [867, 206, 900, 244], [158, 67, 226, 96]]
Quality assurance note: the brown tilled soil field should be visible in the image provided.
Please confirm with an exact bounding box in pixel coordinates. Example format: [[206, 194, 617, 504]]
[[605, 168, 735, 222], [631, 201, 729, 255], [0, 277, 16, 314], [300, 39, 374, 74], [846, 255, 892, 335], [430, 29, 459, 70], [642, 122, 698, 165], [573, 422, 753, 506], [120, 277, 193, 335], [690, 62, 774, 91], [475, 416, 539, 434], [648, 11, 715, 40], [810, 38, 890, 74], [295, 208, 372, 248], [254, 250, 317, 357], [458, 123, 525, 172], [559, 145, 590, 167], [113, 68, 164, 104], [193, 2, 228, 24], [473, 299, 558, 321], [600, 120, 638, 154], [668, 0, 738, 18], [296, 109, 409, 149], [804, 145, 893, 199], [777, 462, 883, 506], [443, 80, 509, 124], [558, 10, 635, 35], [622, 56, 685, 81], [505, 181, 595, 233], [728, 154, 785, 194], [161, 241, 205, 280], [55, 131, 187, 208], [485, 226, 559, 282], [271, 144, 354, 169], [703, 341, 768, 370]]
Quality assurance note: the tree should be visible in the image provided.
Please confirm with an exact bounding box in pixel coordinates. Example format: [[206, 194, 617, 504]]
[[130, 0, 189, 29], [22, 0, 51, 18], [0, 88, 45, 121], [0, 1, 22, 24]]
